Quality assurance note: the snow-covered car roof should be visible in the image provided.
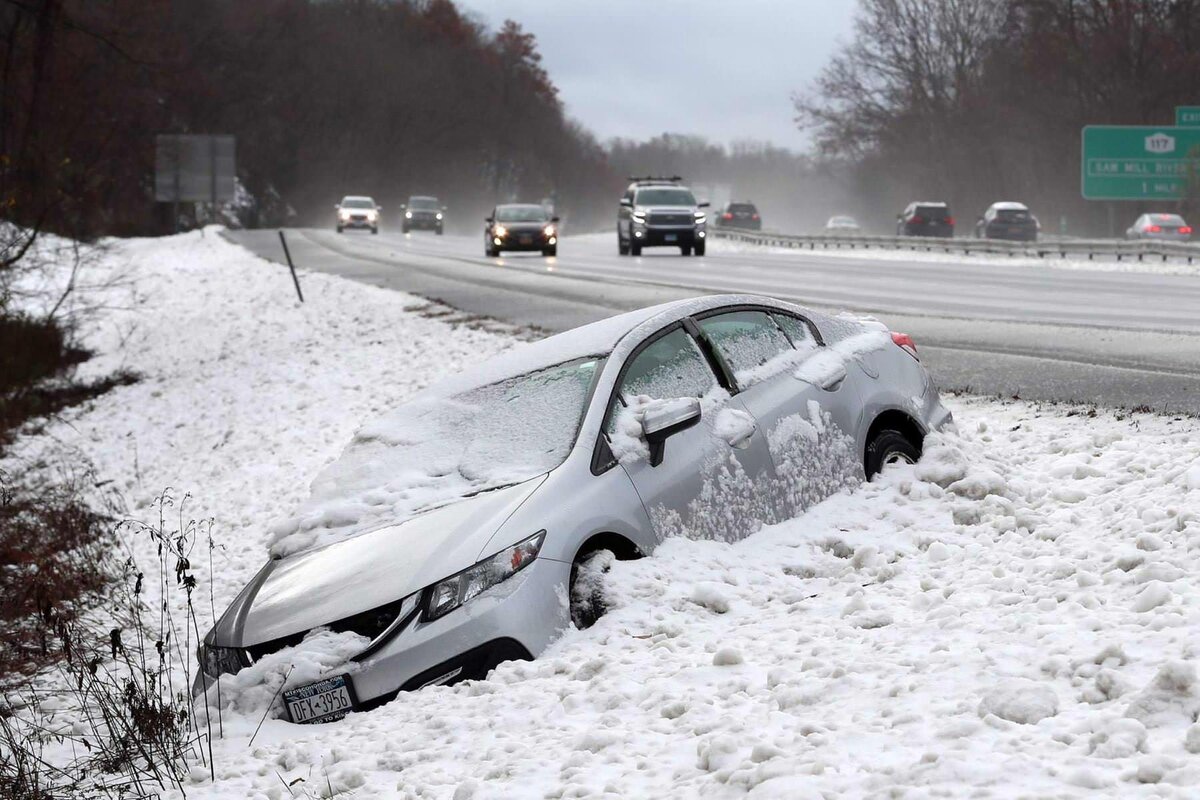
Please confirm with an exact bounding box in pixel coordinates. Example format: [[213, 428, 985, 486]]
[[990, 201, 1029, 211], [340, 195, 376, 204]]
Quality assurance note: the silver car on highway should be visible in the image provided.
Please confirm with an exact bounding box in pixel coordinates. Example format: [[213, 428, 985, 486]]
[[1125, 213, 1192, 242], [195, 294, 951, 723]]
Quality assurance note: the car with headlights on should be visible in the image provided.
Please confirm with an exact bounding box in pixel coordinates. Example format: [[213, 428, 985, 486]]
[[401, 195, 445, 235], [335, 196, 381, 234], [194, 293, 951, 724], [618, 177, 710, 256], [1125, 213, 1192, 242], [485, 204, 558, 257], [975, 202, 1039, 241]]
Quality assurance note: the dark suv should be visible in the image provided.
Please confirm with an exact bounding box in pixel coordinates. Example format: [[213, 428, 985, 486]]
[[897, 202, 954, 238], [618, 177, 710, 256], [975, 202, 1038, 241], [401, 195, 444, 234], [714, 202, 761, 231]]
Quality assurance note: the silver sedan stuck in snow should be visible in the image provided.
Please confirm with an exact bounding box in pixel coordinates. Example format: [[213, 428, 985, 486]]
[[195, 294, 952, 723]]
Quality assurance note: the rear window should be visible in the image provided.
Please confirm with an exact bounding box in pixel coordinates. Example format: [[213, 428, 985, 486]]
[[1153, 214, 1185, 226], [728, 204, 757, 214], [996, 209, 1030, 222], [916, 205, 950, 220]]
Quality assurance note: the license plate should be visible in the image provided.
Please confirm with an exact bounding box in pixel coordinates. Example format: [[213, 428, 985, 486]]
[[664, 233, 678, 242], [519, 235, 533, 245], [284, 674, 357, 724]]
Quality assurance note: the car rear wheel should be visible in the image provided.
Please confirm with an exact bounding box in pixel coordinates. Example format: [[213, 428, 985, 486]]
[[570, 549, 614, 629], [864, 428, 920, 480]]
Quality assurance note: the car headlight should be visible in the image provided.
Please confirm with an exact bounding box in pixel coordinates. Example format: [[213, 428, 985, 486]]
[[693, 211, 706, 224], [424, 531, 545, 621], [543, 224, 556, 237], [367, 211, 378, 221], [494, 224, 508, 238], [339, 210, 350, 220], [198, 643, 248, 679], [436, 212, 443, 220], [405, 211, 413, 219], [631, 212, 646, 224]]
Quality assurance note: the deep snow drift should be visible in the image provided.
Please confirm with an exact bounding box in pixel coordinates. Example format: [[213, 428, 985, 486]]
[[5, 230, 1200, 798]]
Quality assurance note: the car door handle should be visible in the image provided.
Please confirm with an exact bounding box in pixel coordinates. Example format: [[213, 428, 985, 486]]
[[715, 408, 757, 449]]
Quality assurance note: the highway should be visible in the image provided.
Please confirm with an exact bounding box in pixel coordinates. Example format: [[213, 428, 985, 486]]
[[226, 228, 1200, 414]]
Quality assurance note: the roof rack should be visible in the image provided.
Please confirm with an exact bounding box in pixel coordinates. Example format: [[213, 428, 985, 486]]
[[628, 175, 683, 184]]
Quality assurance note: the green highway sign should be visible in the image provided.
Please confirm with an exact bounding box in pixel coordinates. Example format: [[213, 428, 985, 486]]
[[1081, 126, 1200, 200], [1177, 106, 1200, 127]]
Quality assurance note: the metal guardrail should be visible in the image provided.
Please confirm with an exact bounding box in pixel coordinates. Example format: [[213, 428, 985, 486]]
[[711, 228, 1200, 264]]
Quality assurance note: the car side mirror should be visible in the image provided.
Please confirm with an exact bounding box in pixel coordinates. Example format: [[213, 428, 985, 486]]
[[641, 397, 702, 467], [551, 216, 561, 223], [485, 217, 494, 223], [334, 204, 340, 210], [377, 206, 383, 211], [619, 198, 633, 208], [698, 201, 710, 208]]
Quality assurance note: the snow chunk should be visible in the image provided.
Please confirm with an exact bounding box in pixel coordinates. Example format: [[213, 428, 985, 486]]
[[691, 583, 732, 614], [1131, 580, 1173, 612], [978, 679, 1058, 724], [1125, 662, 1200, 727], [713, 648, 744, 666], [712, 407, 757, 449], [1088, 717, 1148, 758]]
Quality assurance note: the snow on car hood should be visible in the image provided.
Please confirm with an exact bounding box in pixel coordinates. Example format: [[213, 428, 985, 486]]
[[237, 477, 546, 647]]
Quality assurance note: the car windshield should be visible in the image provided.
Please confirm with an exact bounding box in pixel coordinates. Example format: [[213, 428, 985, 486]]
[[409, 197, 439, 210], [996, 209, 1030, 221], [341, 198, 375, 209], [916, 205, 950, 219], [271, 358, 601, 555], [496, 205, 549, 222], [636, 188, 697, 206]]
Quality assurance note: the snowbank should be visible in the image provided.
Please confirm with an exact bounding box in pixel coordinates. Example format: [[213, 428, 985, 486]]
[[6, 230, 1200, 798]]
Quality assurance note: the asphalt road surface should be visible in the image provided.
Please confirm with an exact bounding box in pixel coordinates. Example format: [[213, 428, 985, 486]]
[[226, 228, 1200, 415]]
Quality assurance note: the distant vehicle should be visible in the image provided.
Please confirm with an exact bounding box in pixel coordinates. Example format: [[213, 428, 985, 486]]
[[714, 202, 762, 231], [1125, 213, 1192, 242], [617, 176, 709, 256], [485, 204, 558, 257], [896, 202, 954, 238], [825, 215, 861, 233], [194, 294, 951, 722], [335, 196, 380, 234], [975, 202, 1039, 242], [402, 196, 445, 235]]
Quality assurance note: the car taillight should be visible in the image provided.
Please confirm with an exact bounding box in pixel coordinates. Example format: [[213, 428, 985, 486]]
[[751, 214, 759, 220], [910, 216, 925, 224], [1148, 225, 1162, 233], [722, 213, 733, 220], [946, 217, 955, 226], [891, 331, 919, 361], [1180, 226, 1192, 235]]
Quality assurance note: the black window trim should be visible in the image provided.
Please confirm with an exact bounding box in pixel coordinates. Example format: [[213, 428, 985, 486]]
[[590, 320, 722, 476]]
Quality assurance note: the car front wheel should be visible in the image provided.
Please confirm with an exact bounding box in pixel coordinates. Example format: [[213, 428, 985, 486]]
[[570, 550, 614, 630], [694, 241, 705, 256], [864, 428, 920, 479]]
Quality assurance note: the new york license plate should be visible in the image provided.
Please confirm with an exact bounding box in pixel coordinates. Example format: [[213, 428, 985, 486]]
[[283, 674, 357, 724], [664, 233, 678, 242], [519, 235, 533, 245]]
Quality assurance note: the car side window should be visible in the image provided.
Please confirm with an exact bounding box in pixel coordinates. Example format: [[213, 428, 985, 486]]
[[771, 313, 820, 352], [619, 328, 716, 402], [697, 310, 793, 381]]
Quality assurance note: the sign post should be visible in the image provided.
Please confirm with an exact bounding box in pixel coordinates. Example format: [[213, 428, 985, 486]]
[[1081, 126, 1200, 201]]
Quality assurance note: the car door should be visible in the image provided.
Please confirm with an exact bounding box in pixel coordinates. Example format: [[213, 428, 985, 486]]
[[693, 308, 865, 523], [602, 323, 775, 543]]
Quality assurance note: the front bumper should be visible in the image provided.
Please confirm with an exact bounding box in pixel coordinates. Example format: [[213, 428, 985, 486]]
[[194, 557, 570, 708], [339, 217, 377, 229], [493, 232, 556, 251], [405, 216, 442, 230], [633, 226, 705, 246]]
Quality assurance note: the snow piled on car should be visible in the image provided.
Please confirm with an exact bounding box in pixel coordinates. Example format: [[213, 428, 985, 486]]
[[7, 230, 1200, 798]]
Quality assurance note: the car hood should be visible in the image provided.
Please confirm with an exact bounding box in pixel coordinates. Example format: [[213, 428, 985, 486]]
[[217, 476, 546, 648]]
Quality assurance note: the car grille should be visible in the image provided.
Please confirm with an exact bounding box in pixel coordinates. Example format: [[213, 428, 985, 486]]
[[244, 595, 417, 664], [647, 212, 693, 226], [350, 214, 367, 222]]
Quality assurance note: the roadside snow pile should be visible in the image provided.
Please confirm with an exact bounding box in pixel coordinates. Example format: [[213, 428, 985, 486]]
[[6, 229, 1200, 797]]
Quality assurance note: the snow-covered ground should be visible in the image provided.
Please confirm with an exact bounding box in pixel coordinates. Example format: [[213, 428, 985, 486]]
[[706, 234, 1200, 277], [7, 230, 1200, 798]]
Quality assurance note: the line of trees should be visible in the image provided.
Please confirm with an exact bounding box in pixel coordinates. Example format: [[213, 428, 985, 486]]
[[0, 0, 619, 239], [797, 0, 1200, 235]]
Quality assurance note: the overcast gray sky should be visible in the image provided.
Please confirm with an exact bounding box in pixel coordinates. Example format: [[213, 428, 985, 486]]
[[458, 0, 858, 152]]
